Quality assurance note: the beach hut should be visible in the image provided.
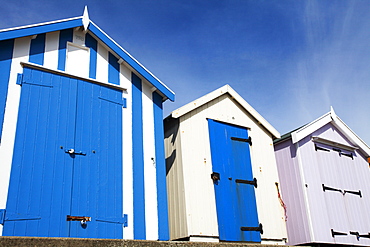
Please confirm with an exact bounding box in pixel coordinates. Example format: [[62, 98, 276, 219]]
[[0, 8, 173, 240], [274, 108, 370, 246], [164, 85, 288, 244]]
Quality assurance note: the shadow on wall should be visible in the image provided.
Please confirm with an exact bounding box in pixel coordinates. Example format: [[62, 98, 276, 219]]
[[164, 116, 179, 176]]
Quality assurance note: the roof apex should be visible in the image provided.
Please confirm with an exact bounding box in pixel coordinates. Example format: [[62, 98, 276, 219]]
[[171, 84, 280, 139], [0, 11, 175, 101], [284, 108, 370, 157]]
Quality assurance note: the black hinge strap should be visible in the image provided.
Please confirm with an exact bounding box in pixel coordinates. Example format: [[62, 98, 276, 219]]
[[315, 144, 330, 152], [235, 178, 257, 188], [241, 223, 263, 234], [331, 229, 348, 237], [231, 136, 252, 145], [349, 231, 370, 240], [322, 184, 343, 194], [344, 190, 362, 198], [333, 148, 353, 159]]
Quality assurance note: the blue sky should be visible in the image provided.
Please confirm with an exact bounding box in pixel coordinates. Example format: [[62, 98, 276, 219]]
[[1, 0, 370, 145]]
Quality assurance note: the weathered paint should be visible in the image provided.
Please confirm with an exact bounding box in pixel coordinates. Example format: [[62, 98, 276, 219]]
[[274, 111, 370, 246], [165, 85, 287, 244]]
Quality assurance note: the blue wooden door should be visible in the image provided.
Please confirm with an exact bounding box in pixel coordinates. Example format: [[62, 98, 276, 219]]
[[208, 119, 261, 242], [2, 67, 124, 238]]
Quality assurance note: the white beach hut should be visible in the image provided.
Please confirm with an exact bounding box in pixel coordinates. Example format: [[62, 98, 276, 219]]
[[164, 85, 288, 244]]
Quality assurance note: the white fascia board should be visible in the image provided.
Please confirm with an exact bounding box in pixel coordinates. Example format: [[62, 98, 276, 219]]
[[171, 84, 281, 139], [332, 116, 370, 157], [291, 112, 332, 144]]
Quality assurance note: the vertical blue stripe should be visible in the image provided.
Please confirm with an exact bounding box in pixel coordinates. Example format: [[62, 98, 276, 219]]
[[131, 72, 146, 239], [29, 33, 45, 65], [57, 29, 73, 71], [85, 33, 97, 79], [0, 39, 14, 140], [153, 92, 169, 240], [108, 52, 120, 85]]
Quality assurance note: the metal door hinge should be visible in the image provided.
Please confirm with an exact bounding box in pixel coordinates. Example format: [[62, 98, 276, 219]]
[[95, 214, 128, 227], [235, 177, 257, 188], [344, 190, 362, 198], [241, 223, 263, 234], [322, 184, 343, 194], [231, 136, 252, 145], [16, 73, 23, 85], [0, 209, 5, 225], [331, 229, 347, 237]]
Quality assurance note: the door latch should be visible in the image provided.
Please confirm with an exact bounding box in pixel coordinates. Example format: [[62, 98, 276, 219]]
[[65, 149, 86, 156], [67, 215, 91, 226]]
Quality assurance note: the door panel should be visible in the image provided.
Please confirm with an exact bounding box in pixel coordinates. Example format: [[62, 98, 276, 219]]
[[208, 119, 260, 242], [3, 68, 76, 237], [3, 67, 123, 238]]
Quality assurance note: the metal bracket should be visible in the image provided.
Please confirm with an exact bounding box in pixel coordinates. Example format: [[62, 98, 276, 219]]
[[241, 223, 263, 234]]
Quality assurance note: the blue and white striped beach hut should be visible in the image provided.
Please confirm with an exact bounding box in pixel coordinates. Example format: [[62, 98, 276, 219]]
[[0, 8, 173, 240]]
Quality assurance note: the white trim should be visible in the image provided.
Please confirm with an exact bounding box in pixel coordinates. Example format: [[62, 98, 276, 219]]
[[142, 83, 158, 240], [171, 84, 280, 139], [0, 16, 82, 33], [291, 113, 332, 144]]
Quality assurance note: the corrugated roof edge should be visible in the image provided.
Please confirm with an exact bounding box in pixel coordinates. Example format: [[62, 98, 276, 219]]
[[170, 84, 281, 139], [0, 9, 175, 102]]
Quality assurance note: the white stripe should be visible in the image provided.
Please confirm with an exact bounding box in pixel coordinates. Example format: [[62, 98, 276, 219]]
[[0, 37, 31, 235], [120, 64, 133, 239], [142, 82, 158, 240], [96, 42, 108, 83], [44, 31, 60, 70]]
